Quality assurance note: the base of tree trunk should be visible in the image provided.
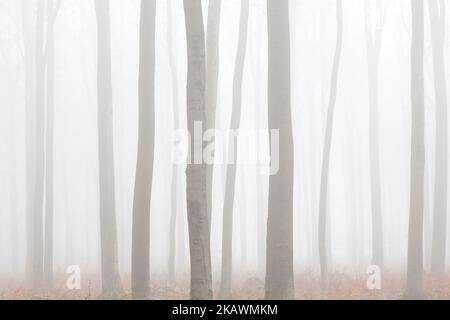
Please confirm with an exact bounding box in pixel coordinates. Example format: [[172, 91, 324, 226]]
[[218, 289, 232, 300], [99, 287, 126, 300], [403, 289, 427, 300]]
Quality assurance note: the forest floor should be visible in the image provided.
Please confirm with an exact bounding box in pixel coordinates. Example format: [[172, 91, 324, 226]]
[[1, 272, 450, 300]]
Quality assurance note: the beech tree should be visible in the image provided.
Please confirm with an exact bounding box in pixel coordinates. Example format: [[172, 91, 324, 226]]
[[364, 0, 387, 268], [94, 0, 123, 297], [429, 0, 448, 275], [131, 0, 156, 299], [205, 0, 221, 230], [318, 0, 343, 287], [404, 0, 425, 299], [265, 0, 294, 300], [32, 0, 45, 291], [183, 0, 213, 300], [219, 0, 250, 300]]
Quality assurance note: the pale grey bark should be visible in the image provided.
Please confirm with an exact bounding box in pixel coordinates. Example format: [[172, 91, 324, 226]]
[[405, 0, 425, 299], [429, 0, 448, 275], [9, 88, 19, 273], [205, 0, 221, 230], [131, 0, 156, 300], [94, 0, 123, 297], [218, 0, 250, 299], [364, 0, 385, 268], [167, 0, 179, 287], [21, 0, 36, 284], [32, 0, 46, 291], [249, 20, 266, 276], [256, 144, 266, 275], [318, 0, 343, 287], [44, 0, 57, 288], [239, 177, 248, 270], [265, 0, 294, 300], [183, 0, 213, 300]]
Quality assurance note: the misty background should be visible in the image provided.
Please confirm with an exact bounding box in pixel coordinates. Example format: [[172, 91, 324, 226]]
[[0, 0, 449, 299]]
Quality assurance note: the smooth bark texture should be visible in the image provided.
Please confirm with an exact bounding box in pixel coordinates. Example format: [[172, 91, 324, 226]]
[[364, 0, 385, 268], [44, 0, 56, 288], [405, 0, 425, 299], [183, 0, 213, 300], [265, 0, 294, 300], [167, 0, 178, 287], [429, 0, 448, 275], [21, 0, 36, 284], [205, 0, 221, 230], [318, 0, 343, 287], [32, 0, 46, 291], [131, 0, 156, 300], [94, 0, 123, 297], [219, 0, 250, 300]]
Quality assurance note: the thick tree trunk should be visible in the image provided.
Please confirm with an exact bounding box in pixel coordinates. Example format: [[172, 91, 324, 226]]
[[405, 0, 425, 299], [265, 0, 294, 300], [364, 0, 384, 268], [318, 0, 343, 287], [131, 0, 156, 300], [94, 0, 123, 298], [205, 0, 221, 230], [219, 0, 250, 299], [183, 0, 213, 300], [429, 0, 448, 275]]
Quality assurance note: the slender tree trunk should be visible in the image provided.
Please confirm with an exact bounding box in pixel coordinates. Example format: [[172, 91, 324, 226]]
[[218, 0, 250, 299], [250, 21, 266, 276], [265, 0, 294, 300], [429, 0, 448, 275], [405, 0, 425, 299], [167, 0, 179, 287], [240, 177, 248, 270], [364, 0, 384, 268], [44, 0, 56, 288], [131, 0, 156, 300], [94, 0, 123, 297], [183, 0, 213, 300], [205, 0, 221, 230], [256, 142, 266, 275], [21, 0, 36, 284], [318, 0, 343, 287], [9, 88, 19, 273], [32, 0, 46, 291]]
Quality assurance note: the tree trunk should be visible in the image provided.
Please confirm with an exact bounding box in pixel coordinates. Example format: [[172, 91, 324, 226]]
[[404, 0, 425, 299], [44, 0, 56, 288], [265, 0, 294, 300], [318, 0, 343, 287], [219, 0, 250, 299], [32, 0, 46, 291], [364, 0, 384, 268], [429, 0, 448, 275], [131, 0, 156, 300], [21, 0, 36, 284], [183, 0, 213, 300], [205, 0, 221, 230], [94, 0, 123, 298], [167, 0, 179, 287]]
